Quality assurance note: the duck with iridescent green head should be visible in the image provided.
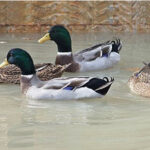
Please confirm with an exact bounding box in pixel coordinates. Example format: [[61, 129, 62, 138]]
[[0, 48, 114, 100], [38, 25, 122, 72]]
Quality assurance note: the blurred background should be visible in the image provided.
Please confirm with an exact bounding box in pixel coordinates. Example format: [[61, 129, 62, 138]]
[[0, 1, 150, 33]]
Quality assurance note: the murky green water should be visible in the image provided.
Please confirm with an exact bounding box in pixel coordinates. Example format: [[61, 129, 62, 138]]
[[0, 33, 150, 150]]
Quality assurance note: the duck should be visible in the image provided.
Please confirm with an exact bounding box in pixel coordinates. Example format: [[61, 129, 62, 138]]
[[128, 62, 150, 97], [38, 25, 122, 72], [0, 48, 114, 100], [0, 56, 69, 84]]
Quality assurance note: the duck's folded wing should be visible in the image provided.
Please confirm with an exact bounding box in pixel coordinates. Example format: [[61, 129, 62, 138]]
[[74, 44, 112, 62], [42, 77, 89, 90], [42, 76, 114, 95], [62, 77, 114, 96], [74, 38, 122, 62]]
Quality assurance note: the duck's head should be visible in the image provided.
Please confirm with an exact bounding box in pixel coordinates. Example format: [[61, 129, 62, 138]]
[[0, 48, 36, 75], [38, 25, 72, 53]]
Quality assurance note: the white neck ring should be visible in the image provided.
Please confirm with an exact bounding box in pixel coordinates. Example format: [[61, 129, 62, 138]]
[[57, 52, 72, 56]]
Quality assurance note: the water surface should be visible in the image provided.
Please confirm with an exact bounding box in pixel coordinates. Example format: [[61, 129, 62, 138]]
[[0, 33, 150, 150]]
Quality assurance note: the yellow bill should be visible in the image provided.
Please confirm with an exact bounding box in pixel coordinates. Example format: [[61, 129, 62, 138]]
[[0, 58, 9, 68], [38, 33, 50, 43]]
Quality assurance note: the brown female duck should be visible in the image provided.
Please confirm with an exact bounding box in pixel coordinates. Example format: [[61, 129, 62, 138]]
[[0, 57, 69, 84], [128, 62, 150, 97]]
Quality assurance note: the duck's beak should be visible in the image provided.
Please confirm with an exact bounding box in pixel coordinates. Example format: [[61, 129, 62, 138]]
[[38, 33, 51, 43], [0, 59, 9, 68]]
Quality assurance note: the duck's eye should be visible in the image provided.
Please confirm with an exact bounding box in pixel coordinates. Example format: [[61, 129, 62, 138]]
[[8, 53, 13, 58]]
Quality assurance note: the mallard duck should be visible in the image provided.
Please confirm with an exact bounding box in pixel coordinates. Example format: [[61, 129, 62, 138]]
[[0, 48, 114, 100], [38, 25, 122, 72], [128, 62, 150, 97], [0, 57, 69, 84]]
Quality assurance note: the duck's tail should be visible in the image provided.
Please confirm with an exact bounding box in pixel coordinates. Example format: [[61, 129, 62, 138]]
[[81, 77, 114, 96], [111, 39, 122, 54]]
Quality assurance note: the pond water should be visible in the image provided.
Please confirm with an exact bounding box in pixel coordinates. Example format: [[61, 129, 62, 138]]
[[0, 32, 150, 150]]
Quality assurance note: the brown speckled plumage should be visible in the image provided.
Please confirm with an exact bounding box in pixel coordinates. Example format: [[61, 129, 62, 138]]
[[0, 63, 68, 84], [128, 63, 150, 97]]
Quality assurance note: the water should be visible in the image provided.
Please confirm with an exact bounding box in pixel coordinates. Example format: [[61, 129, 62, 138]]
[[0, 33, 150, 150]]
